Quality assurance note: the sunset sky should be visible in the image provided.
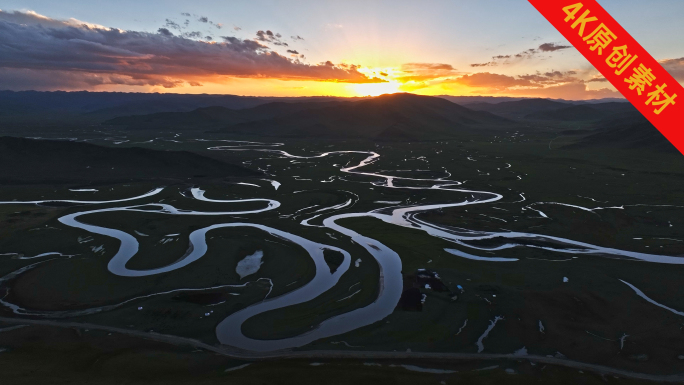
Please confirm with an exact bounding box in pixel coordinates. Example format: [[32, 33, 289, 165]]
[[1, 0, 683, 99]]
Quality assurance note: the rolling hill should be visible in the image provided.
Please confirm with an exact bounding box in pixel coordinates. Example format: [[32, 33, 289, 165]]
[[525, 105, 609, 121], [217, 93, 514, 140], [0, 91, 368, 124], [564, 116, 678, 153], [465, 98, 573, 119], [525, 102, 638, 121], [0, 136, 258, 184], [105, 101, 349, 130], [103, 93, 514, 140]]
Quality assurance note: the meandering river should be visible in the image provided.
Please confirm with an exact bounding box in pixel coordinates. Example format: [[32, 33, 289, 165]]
[[1, 141, 682, 352]]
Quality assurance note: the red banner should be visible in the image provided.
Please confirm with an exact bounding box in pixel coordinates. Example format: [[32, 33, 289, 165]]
[[528, 0, 683, 154]]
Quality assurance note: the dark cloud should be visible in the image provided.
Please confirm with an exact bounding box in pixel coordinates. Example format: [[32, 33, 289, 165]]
[[157, 28, 173, 37], [286, 49, 304, 59], [234, 26, 242, 31], [164, 19, 181, 30], [205, 36, 213, 41], [181, 12, 191, 17], [256, 30, 272, 41], [220, 36, 268, 51], [0, 10, 384, 90], [256, 30, 288, 46], [482, 42, 572, 66], [291, 35, 304, 41], [189, 15, 221, 29], [0, 67, 185, 90], [182, 31, 202, 39], [517, 70, 579, 85], [513, 49, 537, 59], [538, 42, 571, 52], [544, 71, 567, 78]]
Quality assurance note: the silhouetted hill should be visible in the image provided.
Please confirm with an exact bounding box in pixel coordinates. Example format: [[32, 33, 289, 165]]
[[105, 106, 245, 129], [0, 91, 366, 123], [0, 91, 270, 122], [219, 93, 514, 140], [436, 95, 526, 105], [0, 137, 258, 184], [587, 102, 637, 113], [564, 116, 677, 153], [525, 102, 639, 121], [0, 90, 627, 126], [466, 98, 572, 119], [83, 99, 263, 120], [525, 105, 607, 121], [105, 101, 348, 130]]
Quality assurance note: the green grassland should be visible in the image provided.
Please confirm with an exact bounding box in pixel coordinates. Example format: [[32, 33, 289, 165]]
[[1, 98, 684, 382]]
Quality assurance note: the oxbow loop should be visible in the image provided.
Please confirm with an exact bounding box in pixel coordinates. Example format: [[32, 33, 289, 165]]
[[528, 0, 684, 154]]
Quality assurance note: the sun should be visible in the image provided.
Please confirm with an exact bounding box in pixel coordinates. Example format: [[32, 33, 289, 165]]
[[349, 81, 401, 97]]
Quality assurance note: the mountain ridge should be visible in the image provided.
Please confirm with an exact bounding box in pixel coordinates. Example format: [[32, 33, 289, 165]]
[[217, 93, 515, 140], [105, 93, 516, 140]]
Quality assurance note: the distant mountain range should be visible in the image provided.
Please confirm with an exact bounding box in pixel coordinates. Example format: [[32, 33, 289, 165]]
[[0, 90, 365, 122], [467, 98, 673, 152], [466, 98, 636, 121], [105, 95, 637, 133], [0, 136, 257, 184], [2, 90, 669, 152], [104, 94, 663, 146], [105, 100, 350, 130], [106, 93, 515, 140], [438, 95, 627, 106], [0, 90, 625, 123], [466, 98, 571, 119]]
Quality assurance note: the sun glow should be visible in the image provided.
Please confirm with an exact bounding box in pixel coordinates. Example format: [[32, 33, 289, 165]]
[[349, 81, 401, 97]]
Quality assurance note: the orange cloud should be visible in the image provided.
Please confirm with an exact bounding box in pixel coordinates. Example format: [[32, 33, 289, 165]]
[[505, 82, 620, 100], [412, 71, 620, 100], [454, 72, 536, 89], [393, 63, 462, 83]]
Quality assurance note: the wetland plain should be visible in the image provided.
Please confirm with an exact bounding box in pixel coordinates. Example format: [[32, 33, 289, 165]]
[[1, 93, 684, 384]]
